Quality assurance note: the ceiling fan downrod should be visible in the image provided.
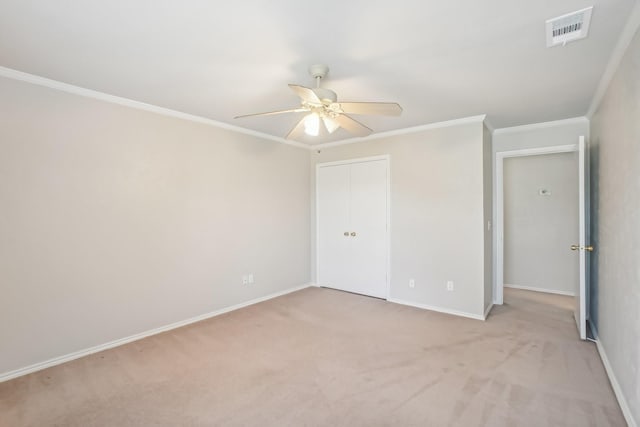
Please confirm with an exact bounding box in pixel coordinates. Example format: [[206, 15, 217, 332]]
[[308, 64, 329, 88]]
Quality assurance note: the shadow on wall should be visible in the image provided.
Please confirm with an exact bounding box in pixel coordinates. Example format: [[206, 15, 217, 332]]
[[589, 138, 600, 329]]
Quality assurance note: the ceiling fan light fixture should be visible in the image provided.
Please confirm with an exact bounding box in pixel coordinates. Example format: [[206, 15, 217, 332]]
[[304, 113, 320, 136], [323, 116, 340, 134], [235, 64, 402, 141]]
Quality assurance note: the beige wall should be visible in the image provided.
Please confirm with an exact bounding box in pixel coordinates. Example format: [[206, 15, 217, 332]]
[[493, 119, 589, 153], [0, 77, 311, 376], [590, 26, 640, 424], [311, 122, 489, 318], [503, 153, 578, 295]]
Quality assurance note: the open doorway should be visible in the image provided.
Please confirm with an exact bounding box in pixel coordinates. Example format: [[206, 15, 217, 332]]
[[495, 139, 590, 339], [503, 152, 579, 297]]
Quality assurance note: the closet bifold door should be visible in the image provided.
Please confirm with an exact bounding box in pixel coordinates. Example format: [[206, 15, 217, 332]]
[[317, 157, 388, 299], [349, 160, 388, 298], [317, 163, 352, 293]]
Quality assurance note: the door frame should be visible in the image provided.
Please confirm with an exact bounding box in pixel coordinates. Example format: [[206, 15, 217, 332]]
[[315, 155, 391, 299], [494, 144, 579, 305]]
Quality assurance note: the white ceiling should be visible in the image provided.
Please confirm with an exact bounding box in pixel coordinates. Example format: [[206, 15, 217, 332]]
[[0, 1, 635, 144]]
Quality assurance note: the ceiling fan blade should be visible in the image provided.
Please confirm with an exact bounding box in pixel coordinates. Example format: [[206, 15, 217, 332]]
[[334, 114, 373, 137], [288, 84, 321, 104], [234, 108, 307, 119], [335, 102, 403, 116], [286, 116, 308, 140], [322, 116, 340, 134]]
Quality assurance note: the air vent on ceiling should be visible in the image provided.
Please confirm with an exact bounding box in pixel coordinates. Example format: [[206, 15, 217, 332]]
[[546, 6, 593, 47]]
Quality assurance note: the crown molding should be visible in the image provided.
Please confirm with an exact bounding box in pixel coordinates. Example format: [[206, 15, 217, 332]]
[[312, 114, 487, 150], [0, 66, 485, 151], [0, 66, 311, 150], [483, 118, 495, 134], [587, 1, 640, 118], [493, 116, 589, 135]]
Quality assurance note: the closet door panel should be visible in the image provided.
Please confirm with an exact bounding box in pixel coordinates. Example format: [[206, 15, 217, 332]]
[[349, 160, 388, 298], [317, 164, 352, 291]]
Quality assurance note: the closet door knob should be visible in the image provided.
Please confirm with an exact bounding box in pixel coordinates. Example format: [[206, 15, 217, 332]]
[[344, 232, 350, 236], [350, 232, 357, 237]]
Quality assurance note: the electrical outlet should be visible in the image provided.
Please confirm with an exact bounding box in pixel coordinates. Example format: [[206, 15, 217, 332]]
[[248, 274, 254, 284], [242, 275, 249, 285], [409, 279, 415, 288], [446, 281, 454, 291]]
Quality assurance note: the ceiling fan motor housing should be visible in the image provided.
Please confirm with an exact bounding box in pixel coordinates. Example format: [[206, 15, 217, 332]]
[[312, 87, 337, 104]]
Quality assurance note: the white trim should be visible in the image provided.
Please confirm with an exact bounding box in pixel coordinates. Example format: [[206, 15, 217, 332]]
[[313, 115, 487, 150], [497, 144, 578, 158], [591, 324, 638, 427], [0, 66, 487, 151], [382, 157, 392, 301], [315, 154, 390, 168], [494, 144, 579, 305], [0, 283, 312, 383], [493, 117, 589, 135], [484, 119, 495, 134], [0, 66, 310, 150], [504, 284, 575, 297], [587, 2, 640, 118], [313, 164, 319, 289], [483, 304, 494, 320], [315, 155, 391, 300], [388, 298, 485, 321], [577, 136, 587, 340]]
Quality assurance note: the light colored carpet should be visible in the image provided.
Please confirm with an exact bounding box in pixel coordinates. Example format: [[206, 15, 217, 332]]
[[0, 287, 625, 426]]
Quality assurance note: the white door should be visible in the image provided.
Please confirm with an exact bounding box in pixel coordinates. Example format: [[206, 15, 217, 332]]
[[317, 164, 352, 292], [317, 158, 389, 298], [573, 136, 591, 340], [349, 160, 388, 298]]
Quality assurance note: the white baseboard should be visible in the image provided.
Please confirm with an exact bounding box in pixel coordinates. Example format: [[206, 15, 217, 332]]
[[590, 323, 637, 427], [504, 284, 575, 297], [387, 298, 484, 321], [0, 283, 312, 383], [483, 303, 494, 320]]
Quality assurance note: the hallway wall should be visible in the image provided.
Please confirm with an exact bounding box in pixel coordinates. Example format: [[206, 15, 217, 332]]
[[589, 22, 640, 425]]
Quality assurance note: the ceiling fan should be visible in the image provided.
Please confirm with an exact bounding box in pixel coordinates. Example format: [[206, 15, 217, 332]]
[[235, 64, 402, 140]]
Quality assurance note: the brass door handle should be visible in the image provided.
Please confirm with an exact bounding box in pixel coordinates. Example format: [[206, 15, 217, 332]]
[[571, 245, 594, 252], [350, 232, 356, 237]]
